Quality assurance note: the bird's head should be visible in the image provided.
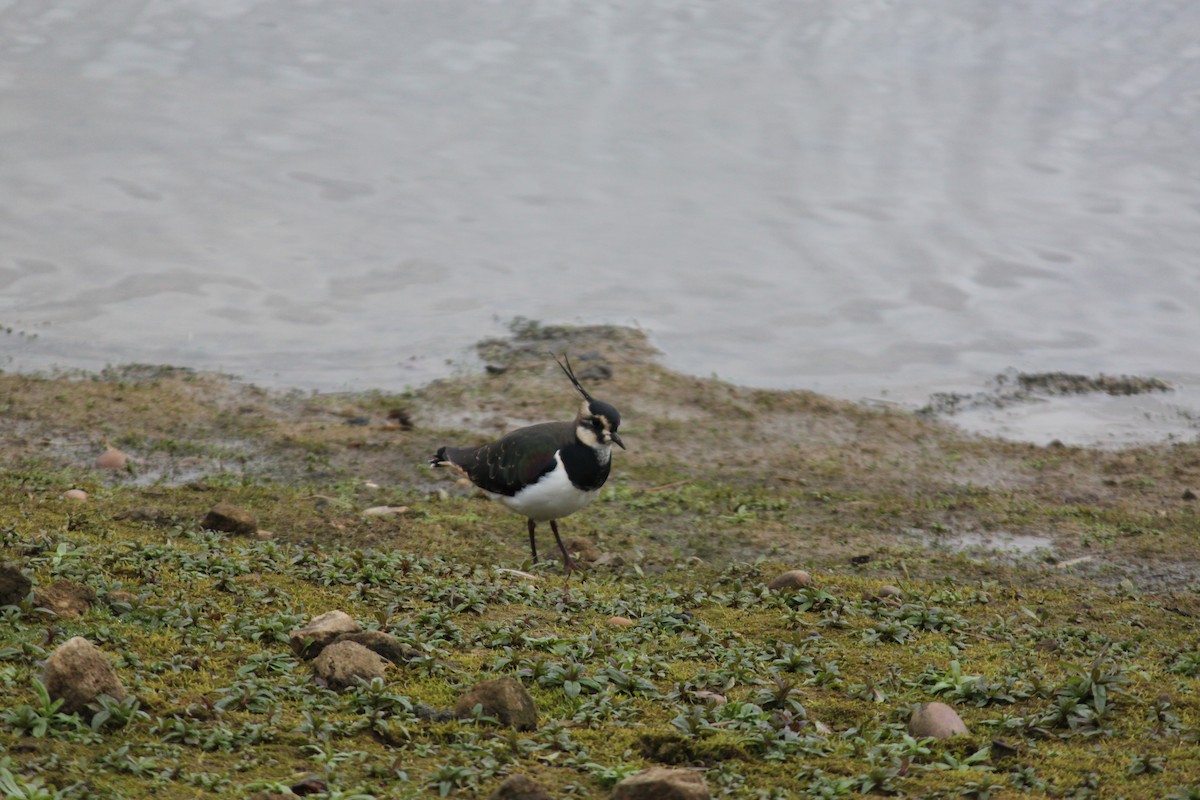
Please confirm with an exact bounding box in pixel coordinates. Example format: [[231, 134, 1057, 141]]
[[576, 397, 624, 450], [556, 355, 625, 451]]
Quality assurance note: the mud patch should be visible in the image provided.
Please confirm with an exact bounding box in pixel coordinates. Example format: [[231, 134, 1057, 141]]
[[920, 370, 1172, 417]]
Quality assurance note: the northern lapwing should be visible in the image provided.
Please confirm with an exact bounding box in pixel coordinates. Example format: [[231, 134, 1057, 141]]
[[429, 356, 625, 572]]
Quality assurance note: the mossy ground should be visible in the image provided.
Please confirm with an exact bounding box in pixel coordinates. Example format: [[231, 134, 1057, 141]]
[[1, 325, 1198, 799]]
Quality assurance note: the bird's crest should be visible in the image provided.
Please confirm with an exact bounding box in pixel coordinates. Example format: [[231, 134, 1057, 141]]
[[555, 354, 594, 403]]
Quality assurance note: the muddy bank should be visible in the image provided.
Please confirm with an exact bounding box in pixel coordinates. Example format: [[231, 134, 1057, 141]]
[[1, 324, 1197, 591]]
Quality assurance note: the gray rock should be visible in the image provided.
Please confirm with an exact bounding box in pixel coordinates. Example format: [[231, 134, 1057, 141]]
[[415, 702, 455, 722], [908, 701, 969, 739], [612, 768, 710, 800], [311, 640, 388, 691], [333, 630, 420, 664], [43, 637, 127, 715], [0, 562, 32, 606], [200, 502, 258, 535], [454, 677, 538, 731], [290, 610, 362, 659]]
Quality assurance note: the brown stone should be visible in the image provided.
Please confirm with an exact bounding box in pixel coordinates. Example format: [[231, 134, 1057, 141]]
[[42, 637, 127, 715], [96, 446, 130, 470], [0, 562, 32, 606], [612, 767, 710, 800], [106, 590, 137, 607], [908, 701, 969, 739], [333, 630, 420, 664], [290, 776, 329, 796], [563, 536, 601, 564], [864, 584, 903, 601], [200, 502, 258, 535], [62, 489, 88, 502], [454, 677, 538, 731], [607, 616, 634, 628], [33, 580, 96, 618], [489, 774, 552, 800], [767, 569, 813, 591], [290, 610, 362, 659], [311, 641, 388, 691]]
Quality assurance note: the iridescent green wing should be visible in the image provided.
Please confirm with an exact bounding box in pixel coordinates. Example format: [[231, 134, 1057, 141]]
[[457, 422, 574, 497]]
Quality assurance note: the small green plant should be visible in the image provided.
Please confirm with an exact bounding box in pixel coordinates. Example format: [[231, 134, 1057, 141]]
[[89, 693, 150, 731], [0, 677, 90, 740], [1125, 752, 1165, 776], [0, 762, 68, 800]]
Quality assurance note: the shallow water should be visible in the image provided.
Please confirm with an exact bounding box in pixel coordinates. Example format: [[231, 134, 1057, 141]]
[[3, 1, 1200, 445], [939, 531, 1054, 556]]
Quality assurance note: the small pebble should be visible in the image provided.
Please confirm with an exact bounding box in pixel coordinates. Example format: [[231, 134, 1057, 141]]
[[362, 505, 410, 517], [767, 569, 813, 591], [607, 616, 634, 628], [62, 489, 88, 502], [254, 530, 275, 540], [693, 690, 726, 706], [909, 701, 969, 739], [495, 568, 538, 581], [593, 552, 626, 569], [863, 584, 902, 601]]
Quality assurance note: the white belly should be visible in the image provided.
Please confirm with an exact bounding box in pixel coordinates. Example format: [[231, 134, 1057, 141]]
[[495, 454, 599, 522]]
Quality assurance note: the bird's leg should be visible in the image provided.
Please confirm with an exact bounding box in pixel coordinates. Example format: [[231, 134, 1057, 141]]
[[527, 518, 539, 565], [550, 519, 579, 574]]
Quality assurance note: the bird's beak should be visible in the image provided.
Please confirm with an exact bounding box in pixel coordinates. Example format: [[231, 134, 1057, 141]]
[[611, 432, 626, 450]]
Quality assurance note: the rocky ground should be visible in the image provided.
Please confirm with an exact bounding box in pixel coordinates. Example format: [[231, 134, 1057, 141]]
[[0, 323, 1197, 798]]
